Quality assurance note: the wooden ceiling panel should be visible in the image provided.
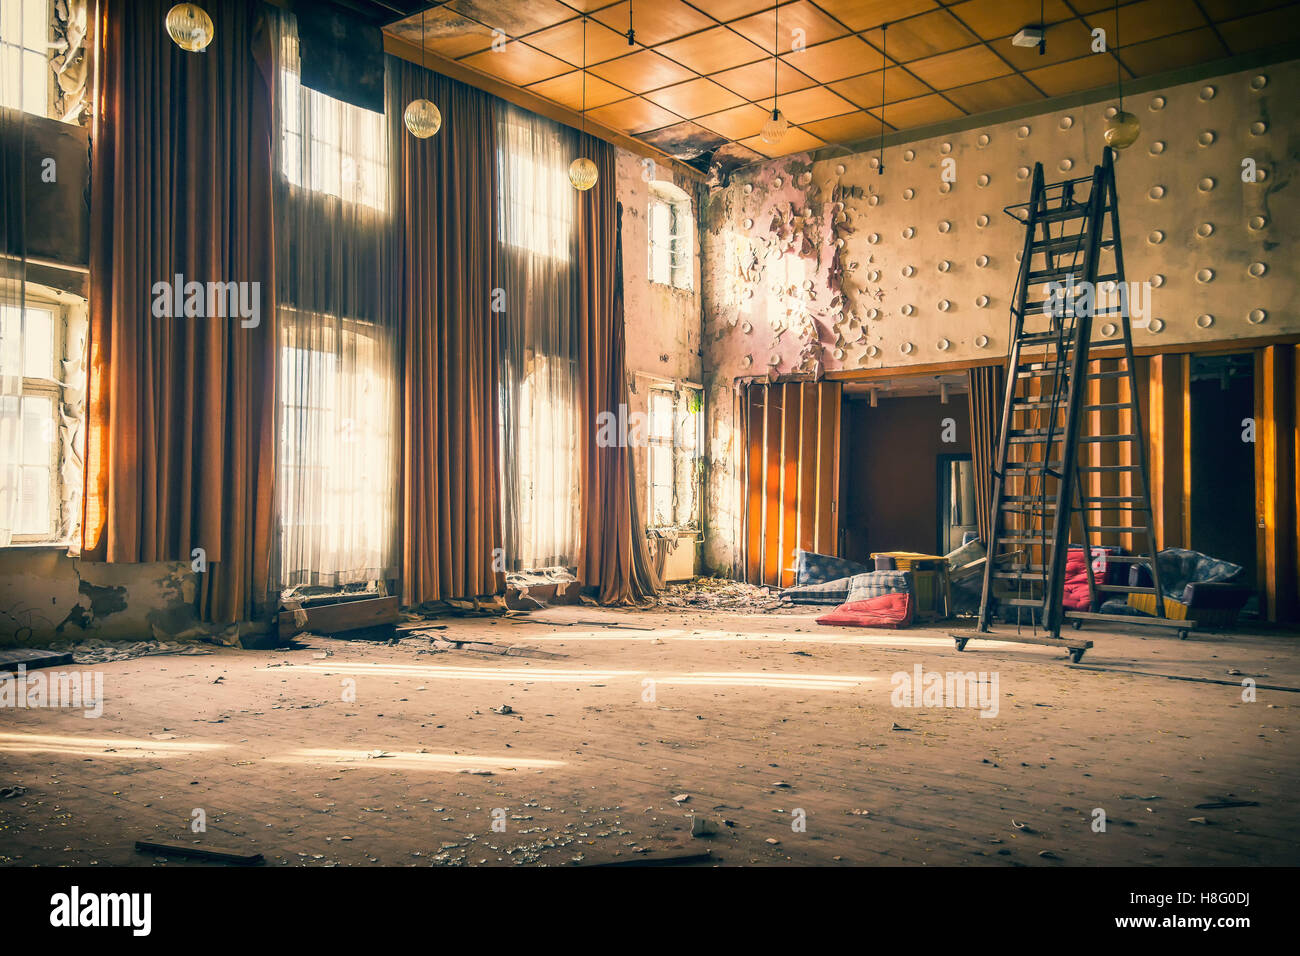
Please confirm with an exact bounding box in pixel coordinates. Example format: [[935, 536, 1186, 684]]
[[694, 103, 773, 140], [526, 70, 632, 111], [869, 92, 964, 128], [1217, 7, 1300, 53], [943, 73, 1044, 113], [801, 110, 888, 143], [589, 50, 695, 93], [712, 59, 819, 100], [1022, 52, 1129, 96], [591, 0, 717, 47], [1081, 0, 1210, 50], [655, 27, 769, 75], [585, 95, 682, 134], [728, 2, 850, 54], [858, 11, 979, 63], [906, 44, 1014, 89], [461, 41, 571, 86], [1120, 27, 1230, 74], [780, 35, 887, 83], [526, 18, 634, 67], [757, 85, 858, 124], [946, 0, 1075, 40], [811, 0, 940, 33], [644, 78, 747, 118], [830, 67, 932, 108]]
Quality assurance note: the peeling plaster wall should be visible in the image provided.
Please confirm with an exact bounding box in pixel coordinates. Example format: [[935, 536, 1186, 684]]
[[701, 60, 1300, 574], [616, 149, 705, 573], [0, 549, 208, 646]]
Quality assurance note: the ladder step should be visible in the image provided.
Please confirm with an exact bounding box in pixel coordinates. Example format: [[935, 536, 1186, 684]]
[[992, 571, 1047, 580], [1036, 204, 1093, 224], [1090, 525, 1149, 533], [1030, 235, 1115, 254], [1086, 369, 1130, 380], [1094, 584, 1158, 594], [997, 536, 1057, 545], [1082, 402, 1133, 411], [1012, 398, 1059, 410], [1079, 434, 1137, 442], [1008, 434, 1063, 444], [1004, 598, 1046, 608], [1088, 554, 1154, 563], [1078, 464, 1139, 472], [1002, 461, 1063, 472], [1082, 496, 1147, 504]]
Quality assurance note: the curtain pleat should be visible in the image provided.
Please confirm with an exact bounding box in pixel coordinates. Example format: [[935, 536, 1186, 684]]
[[82, 0, 276, 624], [967, 364, 1004, 546], [575, 150, 655, 604], [390, 58, 502, 605]]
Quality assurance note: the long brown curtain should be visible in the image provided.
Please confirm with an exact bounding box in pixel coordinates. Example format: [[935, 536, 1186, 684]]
[[575, 147, 654, 604], [83, 0, 277, 624], [390, 58, 503, 605], [967, 364, 1004, 545]]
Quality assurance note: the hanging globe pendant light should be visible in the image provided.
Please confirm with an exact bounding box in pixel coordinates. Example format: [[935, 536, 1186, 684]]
[[165, 3, 214, 52], [405, 9, 442, 139], [1104, 110, 1140, 149], [405, 98, 442, 138], [570, 16, 597, 191], [569, 157, 598, 191], [1102, 0, 1139, 150]]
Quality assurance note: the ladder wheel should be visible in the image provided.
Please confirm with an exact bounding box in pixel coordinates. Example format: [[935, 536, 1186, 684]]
[[1069, 648, 1086, 663], [1178, 629, 1190, 641], [954, 637, 969, 652], [1071, 619, 1083, 630]]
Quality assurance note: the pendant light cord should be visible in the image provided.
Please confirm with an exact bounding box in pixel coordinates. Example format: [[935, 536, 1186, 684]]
[[878, 23, 887, 174], [772, 2, 778, 117], [1114, 0, 1123, 111]]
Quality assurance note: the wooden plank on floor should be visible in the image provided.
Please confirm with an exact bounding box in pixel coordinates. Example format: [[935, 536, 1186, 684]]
[[278, 596, 399, 639], [0, 648, 74, 671]]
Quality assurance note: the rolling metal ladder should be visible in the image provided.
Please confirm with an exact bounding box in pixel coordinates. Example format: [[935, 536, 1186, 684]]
[[952, 147, 1195, 663]]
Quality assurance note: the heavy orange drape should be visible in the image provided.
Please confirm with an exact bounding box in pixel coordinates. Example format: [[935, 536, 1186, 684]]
[[574, 144, 654, 604], [391, 60, 503, 606], [83, 0, 276, 624], [968, 364, 1004, 546]]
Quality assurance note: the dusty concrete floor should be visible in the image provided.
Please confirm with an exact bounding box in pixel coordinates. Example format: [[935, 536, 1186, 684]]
[[1, 606, 1297, 867]]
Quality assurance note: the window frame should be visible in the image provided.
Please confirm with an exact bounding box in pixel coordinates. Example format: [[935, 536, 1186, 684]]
[[643, 381, 703, 532], [0, 0, 53, 119], [647, 185, 693, 292], [2, 291, 69, 544]]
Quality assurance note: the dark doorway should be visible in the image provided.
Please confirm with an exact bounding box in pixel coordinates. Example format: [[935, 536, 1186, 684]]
[[1188, 353, 1256, 579], [841, 390, 970, 562]]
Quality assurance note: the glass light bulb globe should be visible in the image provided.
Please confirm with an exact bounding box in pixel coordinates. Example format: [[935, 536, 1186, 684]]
[[1104, 109, 1141, 149], [165, 3, 214, 52], [760, 108, 788, 145], [404, 99, 442, 138], [569, 156, 598, 191]]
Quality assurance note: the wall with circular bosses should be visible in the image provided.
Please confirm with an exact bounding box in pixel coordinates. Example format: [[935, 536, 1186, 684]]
[[700, 60, 1297, 386]]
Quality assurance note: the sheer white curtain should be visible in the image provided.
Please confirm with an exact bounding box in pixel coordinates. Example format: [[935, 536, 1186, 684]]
[[0, 1, 34, 546], [271, 12, 398, 592], [496, 104, 581, 570]]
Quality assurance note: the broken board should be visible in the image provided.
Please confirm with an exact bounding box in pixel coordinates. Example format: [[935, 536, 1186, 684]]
[[0, 648, 74, 672]]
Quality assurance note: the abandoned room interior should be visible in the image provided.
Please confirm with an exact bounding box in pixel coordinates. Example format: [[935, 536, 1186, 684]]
[[1, 0, 1299, 896]]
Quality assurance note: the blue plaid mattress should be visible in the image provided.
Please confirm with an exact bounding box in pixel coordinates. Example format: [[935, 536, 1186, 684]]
[[846, 570, 915, 602], [794, 550, 873, 586], [781, 576, 854, 605]]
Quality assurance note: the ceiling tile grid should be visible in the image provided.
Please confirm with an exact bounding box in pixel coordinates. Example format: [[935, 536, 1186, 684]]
[[385, 0, 1300, 167]]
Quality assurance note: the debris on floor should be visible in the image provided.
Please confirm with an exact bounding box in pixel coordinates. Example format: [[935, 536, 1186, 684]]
[[649, 577, 784, 611], [44, 638, 213, 665]]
